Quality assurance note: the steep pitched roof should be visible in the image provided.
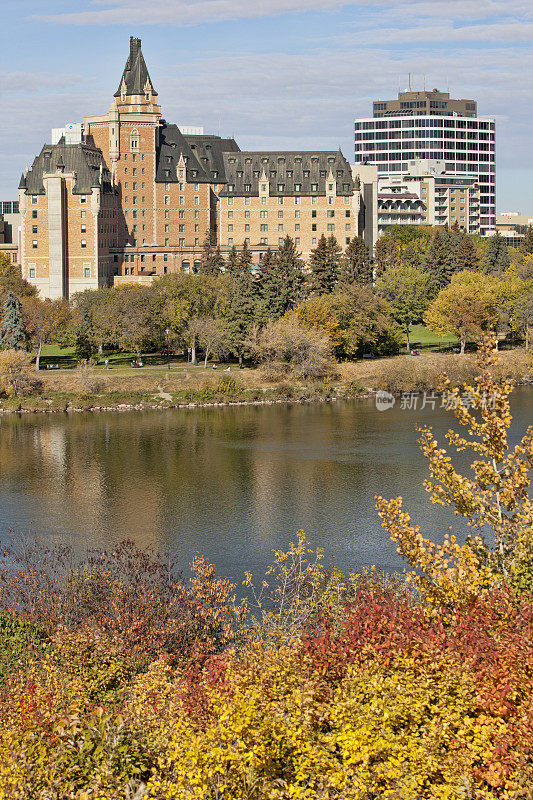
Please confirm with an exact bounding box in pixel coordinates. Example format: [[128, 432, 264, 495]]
[[114, 37, 157, 97], [22, 140, 114, 196], [156, 126, 239, 184], [219, 150, 355, 197]]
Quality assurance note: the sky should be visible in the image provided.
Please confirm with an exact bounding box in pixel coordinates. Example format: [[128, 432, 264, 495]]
[[1, 0, 532, 212]]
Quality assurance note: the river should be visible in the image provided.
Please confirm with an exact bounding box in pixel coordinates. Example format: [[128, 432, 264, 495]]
[[0, 388, 531, 583]]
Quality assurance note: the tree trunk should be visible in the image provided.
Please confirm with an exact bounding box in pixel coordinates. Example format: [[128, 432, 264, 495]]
[[405, 326, 410, 354], [526, 323, 530, 353], [191, 338, 196, 364], [98, 343, 103, 356], [204, 348, 209, 368], [238, 353, 243, 367], [35, 341, 42, 372], [460, 336, 466, 355]]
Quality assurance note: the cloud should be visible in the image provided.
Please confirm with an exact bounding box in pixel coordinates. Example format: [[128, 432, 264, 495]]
[[30, 0, 533, 26], [0, 71, 82, 96]]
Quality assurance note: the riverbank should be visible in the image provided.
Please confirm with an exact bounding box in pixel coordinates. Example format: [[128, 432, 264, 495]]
[[1, 348, 531, 414]]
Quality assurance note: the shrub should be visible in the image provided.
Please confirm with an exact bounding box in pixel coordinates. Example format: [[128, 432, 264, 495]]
[[0, 349, 42, 397]]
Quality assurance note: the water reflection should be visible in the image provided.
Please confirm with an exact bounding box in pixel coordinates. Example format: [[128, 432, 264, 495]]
[[0, 389, 531, 582]]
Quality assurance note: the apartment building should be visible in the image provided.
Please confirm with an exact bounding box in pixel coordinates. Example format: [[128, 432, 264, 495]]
[[376, 159, 480, 235], [355, 89, 495, 234]]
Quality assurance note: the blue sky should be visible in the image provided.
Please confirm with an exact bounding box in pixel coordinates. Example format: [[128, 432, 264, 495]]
[[1, 0, 532, 211]]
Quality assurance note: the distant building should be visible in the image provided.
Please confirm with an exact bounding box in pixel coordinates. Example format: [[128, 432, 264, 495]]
[[354, 89, 496, 234], [0, 200, 20, 266], [375, 159, 480, 236]]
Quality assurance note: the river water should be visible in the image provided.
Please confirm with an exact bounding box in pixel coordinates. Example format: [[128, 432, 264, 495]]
[[0, 389, 531, 583]]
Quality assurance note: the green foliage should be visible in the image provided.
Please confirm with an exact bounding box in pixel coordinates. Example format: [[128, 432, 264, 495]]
[[376, 265, 431, 351], [339, 236, 372, 286], [0, 292, 25, 350], [483, 231, 511, 275], [309, 234, 342, 293], [0, 614, 48, 685]]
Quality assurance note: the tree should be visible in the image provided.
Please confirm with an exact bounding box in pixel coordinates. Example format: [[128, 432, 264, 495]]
[[257, 237, 305, 323], [0, 263, 37, 305], [200, 232, 225, 276], [482, 232, 510, 275], [0, 292, 25, 350], [108, 285, 161, 360], [373, 236, 400, 277], [376, 265, 430, 353], [185, 316, 226, 367], [454, 232, 479, 272], [376, 336, 533, 607], [424, 270, 500, 354], [309, 234, 341, 294], [424, 229, 456, 295], [339, 236, 372, 287], [253, 316, 333, 379], [225, 245, 240, 277], [224, 271, 259, 365], [158, 274, 225, 362], [23, 297, 70, 371], [238, 241, 253, 274], [521, 224, 533, 256], [514, 289, 533, 351], [0, 350, 41, 397]]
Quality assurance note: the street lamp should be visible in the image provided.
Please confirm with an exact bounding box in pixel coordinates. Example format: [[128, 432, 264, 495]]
[[165, 328, 170, 370]]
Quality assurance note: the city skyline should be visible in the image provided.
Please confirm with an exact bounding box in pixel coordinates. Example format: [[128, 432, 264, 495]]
[[2, 0, 532, 211]]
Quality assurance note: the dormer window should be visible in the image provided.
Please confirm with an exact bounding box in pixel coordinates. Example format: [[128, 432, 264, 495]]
[[244, 184, 251, 191], [286, 170, 293, 178], [294, 184, 301, 192], [277, 184, 284, 192], [145, 92, 150, 100], [328, 157, 335, 163], [303, 170, 310, 178], [237, 170, 243, 178], [228, 184, 234, 192], [270, 171, 276, 178], [320, 170, 326, 177], [228, 157, 236, 163], [311, 183, 318, 191]]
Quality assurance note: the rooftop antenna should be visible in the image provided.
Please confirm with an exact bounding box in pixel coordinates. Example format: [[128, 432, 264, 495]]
[[408, 72, 411, 90], [423, 74, 426, 91]]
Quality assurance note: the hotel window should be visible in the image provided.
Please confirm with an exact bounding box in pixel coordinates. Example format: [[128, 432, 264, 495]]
[[81, 210, 86, 218], [194, 196, 199, 205], [165, 224, 169, 233], [32, 240, 38, 249], [81, 224, 86, 233], [81, 239, 87, 248], [165, 238, 169, 246], [245, 224, 250, 232], [194, 183, 199, 191], [260, 224, 268, 232], [312, 210, 317, 218], [228, 224, 233, 232], [278, 197, 284, 205], [278, 238, 284, 246], [179, 196, 184, 205], [29, 267, 36, 278], [179, 182, 184, 191], [327, 224, 335, 231], [244, 197, 250, 205], [260, 237, 267, 244], [164, 253, 168, 262], [179, 210, 184, 219], [261, 197, 266, 205], [84, 267, 91, 278], [132, 197, 137, 205], [179, 238, 185, 246], [277, 184, 284, 192], [164, 195, 169, 205], [312, 237, 317, 245], [132, 168, 137, 176], [278, 224, 283, 232], [31, 196, 38, 204], [164, 210, 169, 219], [195, 238, 199, 246], [194, 224, 199, 232], [260, 210, 267, 218], [194, 210, 199, 218], [295, 210, 300, 218], [346, 238, 351, 245], [278, 210, 283, 218], [227, 197, 234, 206], [179, 224, 185, 232], [164, 183, 169, 190], [228, 238, 233, 246], [32, 225, 37, 234], [345, 224, 350, 231], [311, 196, 318, 205], [295, 237, 300, 246], [80, 195, 87, 204], [32, 210, 37, 219], [228, 210, 233, 218], [328, 197, 334, 205], [327, 210, 335, 217], [132, 182, 137, 190], [244, 237, 250, 245], [311, 183, 318, 192], [132, 210, 137, 219], [295, 223, 300, 232], [312, 224, 317, 231], [245, 210, 250, 218], [294, 197, 301, 205], [261, 184, 267, 192], [328, 184, 334, 191], [345, 210, 350, 217]]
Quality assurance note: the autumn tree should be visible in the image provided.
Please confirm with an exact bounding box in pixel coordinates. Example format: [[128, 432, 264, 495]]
[[521, 224, 533, 256], [108, 285, 161, 360], [514, 288, 533, 351], [0, 292, 25, 350], [0, 262, 37, 305], [373, 236, 400, 277], [376, 265, 430, 353], [158, 274, 224, 361], [339, 236, 372, 286], [185, 316, 226, 367], [376, 335, 533, 607], [223, 271, 259, 365], [424, 270, 500, 354], [23, 297, 70, 370], [454, 231, 479, 272], [253, 315, 333, 379]]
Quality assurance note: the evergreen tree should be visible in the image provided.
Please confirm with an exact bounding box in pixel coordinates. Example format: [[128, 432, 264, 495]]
[[374, 236, 400, 277], [257, 237, 305, 323], [200, 231, 225, 276], [224, 271, 259, 365], [309, 234, 341, 294], [238, 241, 253, 274], [339, 236, 372, 286], [425, 230, 456, 295], [482, 232, 510, 275], [521, 225, 533, 256], [225, 245, 240, 277], [0, 292, 25, 350], [454, 233, 479, 272]]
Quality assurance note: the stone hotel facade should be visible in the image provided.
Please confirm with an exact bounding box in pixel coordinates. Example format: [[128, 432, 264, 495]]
[[18, 38, 369, 299]]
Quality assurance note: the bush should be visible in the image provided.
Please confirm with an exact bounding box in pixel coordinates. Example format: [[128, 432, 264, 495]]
[[0, 350, 42, 397]]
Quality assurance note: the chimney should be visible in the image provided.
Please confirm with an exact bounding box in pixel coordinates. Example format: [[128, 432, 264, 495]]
[[130, 37, 141, 61]]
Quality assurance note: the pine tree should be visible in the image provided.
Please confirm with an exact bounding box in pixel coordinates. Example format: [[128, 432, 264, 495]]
[[257, 237, 305, 323], [425, 230, 456, 295], [339, 236, 372, 286], [0, 292, 25, 350], [225, 245, 240, 277], [200, 231, 225, 275], [483, 232, 510, 275], [454, 233, 479, 272], [309, 234, 341, 294], [521, 225, 533, 256], [374, 236, 400, 277], [224, 271, 259, 365], [238, 241, 253, 274]]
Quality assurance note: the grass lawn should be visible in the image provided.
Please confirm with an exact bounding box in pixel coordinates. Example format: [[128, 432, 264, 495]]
[[405, 325, 459, 349]]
